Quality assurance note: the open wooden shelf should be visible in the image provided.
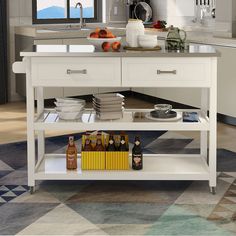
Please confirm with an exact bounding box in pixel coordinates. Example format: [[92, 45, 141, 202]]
[[34, 109, 210, 131], [35, 154, 210, 181]]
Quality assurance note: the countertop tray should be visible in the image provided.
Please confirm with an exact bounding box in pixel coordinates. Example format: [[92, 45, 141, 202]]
[[123, 46, 162, 51]]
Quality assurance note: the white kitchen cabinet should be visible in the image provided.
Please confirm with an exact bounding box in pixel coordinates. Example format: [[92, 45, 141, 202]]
[[98, 87, 129, 93], [214, 45, 236, 117], [31, 57, 121, 87], [143, 88, 158, 97], [63, 38, 92, 45], [64, 87, 99, 97], [122, 58, 211, 87], [131, 88, 144, 94], [34, 87, 63, 101], [34, 39, 63, 45]]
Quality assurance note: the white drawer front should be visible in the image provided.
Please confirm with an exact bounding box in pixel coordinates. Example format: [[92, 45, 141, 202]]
[[31, 57, 121, 87], [122, 58, 212, 87]]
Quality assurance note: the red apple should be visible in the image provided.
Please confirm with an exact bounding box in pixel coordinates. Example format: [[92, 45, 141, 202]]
[[102, 42, 110, 52], [112, 42, 121, 51], [99, 29, 108, 38], [90, 32, 99, 38]]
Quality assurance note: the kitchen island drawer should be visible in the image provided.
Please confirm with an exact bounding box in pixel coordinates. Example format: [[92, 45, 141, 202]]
[[122, 58, 212, 87], [31, 57, 121, 87]]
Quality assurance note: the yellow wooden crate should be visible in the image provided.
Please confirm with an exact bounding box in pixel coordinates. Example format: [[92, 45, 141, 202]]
[[81, 133, 129, 170], [81, 151, 106, 170], [106, 152, 129, 170]]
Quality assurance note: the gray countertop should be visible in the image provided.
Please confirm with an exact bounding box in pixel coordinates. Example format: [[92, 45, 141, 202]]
[[15, 25, 126, 39], [20, 44, 220, 57]]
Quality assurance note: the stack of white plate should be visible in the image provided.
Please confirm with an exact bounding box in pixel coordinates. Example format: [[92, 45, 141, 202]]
[[55, 98, 85, 120], [93, 93, 125, 120]]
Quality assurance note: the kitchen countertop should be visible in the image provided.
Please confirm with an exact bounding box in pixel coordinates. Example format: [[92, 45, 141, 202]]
[[15, 25, 236, 48], [20, 44, 219, 57], [145, 29, 236, 48], [15, 25, 126, 39]]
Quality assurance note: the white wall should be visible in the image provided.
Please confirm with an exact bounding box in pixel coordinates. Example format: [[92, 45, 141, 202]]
[[107, 0, 126, 23], [108, 0, 197, 27], [151, 0, 194, 27]]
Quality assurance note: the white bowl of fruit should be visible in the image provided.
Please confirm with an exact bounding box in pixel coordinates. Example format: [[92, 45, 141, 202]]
[[87, 28, 122, 52]]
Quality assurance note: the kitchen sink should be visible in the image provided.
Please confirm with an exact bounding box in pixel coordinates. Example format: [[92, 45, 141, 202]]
[[43, 27, 91, 32]]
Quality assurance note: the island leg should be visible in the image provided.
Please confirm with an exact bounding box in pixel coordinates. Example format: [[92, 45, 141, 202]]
[[36, 87, 45, 177], [209, 58, 217, 194], [25, 58, 36, 193], [200, 88, 209, 162]]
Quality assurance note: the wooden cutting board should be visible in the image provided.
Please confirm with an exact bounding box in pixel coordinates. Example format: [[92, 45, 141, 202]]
[[123, 46, 162, 51]]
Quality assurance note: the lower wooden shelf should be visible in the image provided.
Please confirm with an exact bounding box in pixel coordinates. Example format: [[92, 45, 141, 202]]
[[35, 154, 210, 181]]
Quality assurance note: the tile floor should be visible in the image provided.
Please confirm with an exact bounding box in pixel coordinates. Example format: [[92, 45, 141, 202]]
[[0, 98, 236, 235]]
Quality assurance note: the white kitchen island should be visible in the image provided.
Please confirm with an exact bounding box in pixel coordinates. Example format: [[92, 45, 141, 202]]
[[13, 44, 219, 194]]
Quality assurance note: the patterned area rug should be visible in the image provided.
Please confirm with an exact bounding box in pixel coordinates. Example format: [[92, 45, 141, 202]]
[[0, 131, 236, 236]]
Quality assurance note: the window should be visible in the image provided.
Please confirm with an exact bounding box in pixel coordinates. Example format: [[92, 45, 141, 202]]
[[32, 0, 101, 24]]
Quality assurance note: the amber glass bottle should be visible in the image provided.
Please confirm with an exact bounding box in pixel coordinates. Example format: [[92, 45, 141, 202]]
[[83, 136, 93, 151], [66, 136, 77, 170], [94, 134, 105, 151]]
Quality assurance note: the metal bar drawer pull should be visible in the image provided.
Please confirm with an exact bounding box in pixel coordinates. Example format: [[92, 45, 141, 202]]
[[157, 70, 177, 75], [67, 69, 87, 75]]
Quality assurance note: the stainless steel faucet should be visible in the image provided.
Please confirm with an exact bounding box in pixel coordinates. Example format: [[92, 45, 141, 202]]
[[200, 6, 207, 25], [75, 2, 86, 29]]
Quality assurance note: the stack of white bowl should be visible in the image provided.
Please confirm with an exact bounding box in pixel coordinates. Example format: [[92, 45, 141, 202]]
[[93, 93, 124, 120], [55, 98, 85, 120], [138, 35, 158, 48]]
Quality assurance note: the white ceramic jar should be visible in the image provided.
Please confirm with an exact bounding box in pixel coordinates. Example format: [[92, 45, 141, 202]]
[[126, 19, 145, 47], [138, 35, 158, 48]]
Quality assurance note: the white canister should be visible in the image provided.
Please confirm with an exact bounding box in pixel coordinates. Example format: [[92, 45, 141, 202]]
[[126, 19, 145, 47]]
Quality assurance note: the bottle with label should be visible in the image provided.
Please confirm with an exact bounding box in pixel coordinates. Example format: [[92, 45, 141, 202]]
[[83, 135, 93, 151], [119, 135, 128, 151], [94, 134, 105, 151], [66, 136, 77, 170], [107, 133, 116, 151], [132, 136, 143, 170]]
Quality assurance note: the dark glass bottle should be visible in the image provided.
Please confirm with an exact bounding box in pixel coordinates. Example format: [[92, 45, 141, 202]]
[[83, 136, 93, 151], [132, 136, 143, 170], [107, 134, 116, 151], [94, 134, 105, 151], [119, 135, 128, 151]]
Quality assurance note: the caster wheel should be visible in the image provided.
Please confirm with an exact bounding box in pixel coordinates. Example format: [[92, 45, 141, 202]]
[[29, 186, 35, 194], [210, 187, 216, 195]]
